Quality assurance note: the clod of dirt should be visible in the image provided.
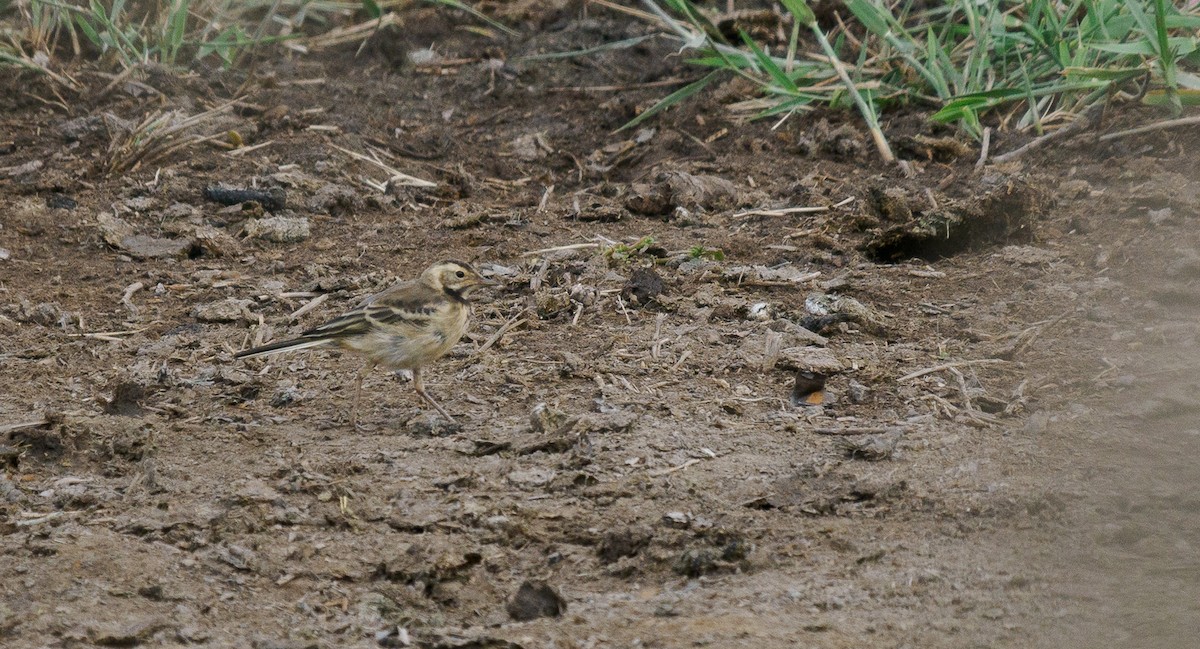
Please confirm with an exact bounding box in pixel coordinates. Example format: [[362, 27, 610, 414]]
[[191, 298, 256, 323], [528, 403, 568, 434], [534, 290, 571, 319], [376, 544, 482, 588], [662, 171, 739, 211], [215, 543, 258, 572], [768, 466, 908, 515], [893, 134, 973, 162], [836, 432, 902, 461], [46, 193, 78, 210], [102, 382, 146, 417], [802, 293, 889, 336], [189, 225, 241, 257], [818, 124, 866, 159], [307, 183, 361, 216], [9, 299, 67, 326], [90, 618, 171, 647], [870, 186, 915, 221], [597, 527, 653, 564], [997, 245, 1060, 266], [673, 547, 718, 577], [723, 264, 819, 285], [626, 171, 742, 218], [507, 468, 556, 488], [864, 175, 1043, 261], [506, 580, 567, 621], [621, 267, 665, 306], [777, 346, 842, 375], [507, 132, 553, 161], [98, 213, 197, 260], [572, 198, 627, 223], [242, 216, 310, 243], [625, 182, 671, 216]]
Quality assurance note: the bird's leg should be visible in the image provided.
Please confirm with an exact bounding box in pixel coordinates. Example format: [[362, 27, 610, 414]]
[[351, 362, 375, 428], [412, 366, 456, 423]]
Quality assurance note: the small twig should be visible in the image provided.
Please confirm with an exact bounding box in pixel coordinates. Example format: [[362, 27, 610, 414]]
[[537, 184, 555, 213], [227, 140, 277, 157], [66, 327, 150, 338], [252, 314, 267, 349], [649, 458, 701, 477], [473, 312, 529, 357], [898, 359, 1007, 382], [1, 418, 49, 437], [547, 78, 691, 93], [993, 103, 1104, 163], [975, 127, 992, 170], [806, 20, 900, 171], [289, 294, 328, 322], [615, 295, 633, 326], [814, 426, 903, 436], [1098, 115, 1200, 142], [16, 511, 71, 527], [651, 313, 667, 359], [329, 144, 436, 188], [733, 196, 854, 219], [523, 242, 600, 256], [121, 281, 144, 319], [762, 331, 782, 371]]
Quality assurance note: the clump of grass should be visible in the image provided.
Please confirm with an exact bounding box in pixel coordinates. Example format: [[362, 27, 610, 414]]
[[105, 101, 234, 174], [625, 0, 1200, 140], [0, 0, 512, 77], [687, 245, 724, 261], [604, 235, 658, 264]]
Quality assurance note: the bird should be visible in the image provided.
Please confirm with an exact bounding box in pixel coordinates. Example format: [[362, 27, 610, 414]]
[[235, 260, 491, 426]]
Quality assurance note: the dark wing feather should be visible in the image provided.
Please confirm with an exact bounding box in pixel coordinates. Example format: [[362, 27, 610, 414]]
[[301, 280, 444, 340]]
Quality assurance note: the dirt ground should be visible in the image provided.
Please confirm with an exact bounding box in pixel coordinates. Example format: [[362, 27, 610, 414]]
[[2, 5, 1198, 648]]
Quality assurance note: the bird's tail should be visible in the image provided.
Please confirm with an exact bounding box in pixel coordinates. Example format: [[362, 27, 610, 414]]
[[235, 337, 331, 360]]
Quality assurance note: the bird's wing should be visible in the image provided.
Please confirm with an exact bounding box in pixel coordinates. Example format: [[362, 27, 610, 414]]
[[302, 280, 444, 339]]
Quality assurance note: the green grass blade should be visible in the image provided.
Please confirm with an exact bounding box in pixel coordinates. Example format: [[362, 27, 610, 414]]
[[738, 29, 798, 93], [617, 70, 723, 132]]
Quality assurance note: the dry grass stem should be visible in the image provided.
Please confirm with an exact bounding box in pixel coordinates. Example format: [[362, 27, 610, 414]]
[[329, 144, 437, 188], [898, 359, 1007, 382]]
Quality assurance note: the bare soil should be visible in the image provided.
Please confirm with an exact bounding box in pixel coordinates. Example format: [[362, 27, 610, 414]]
[[2, 6, 1198, 648]]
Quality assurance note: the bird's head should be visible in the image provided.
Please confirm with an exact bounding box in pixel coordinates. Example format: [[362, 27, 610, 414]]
[[421, 260, 492, 301]]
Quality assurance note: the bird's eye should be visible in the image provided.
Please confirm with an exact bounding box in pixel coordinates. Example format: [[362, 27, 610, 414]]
[[455, 271, 465, 278]]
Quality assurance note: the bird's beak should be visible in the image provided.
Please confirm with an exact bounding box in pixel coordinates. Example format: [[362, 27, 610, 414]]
[[479, 275, 500, 287]]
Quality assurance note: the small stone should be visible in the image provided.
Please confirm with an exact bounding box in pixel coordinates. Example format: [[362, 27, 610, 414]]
[[243, 216, 310, 243], [662, 511, 691, 528], [191, 298, 255, 323]]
